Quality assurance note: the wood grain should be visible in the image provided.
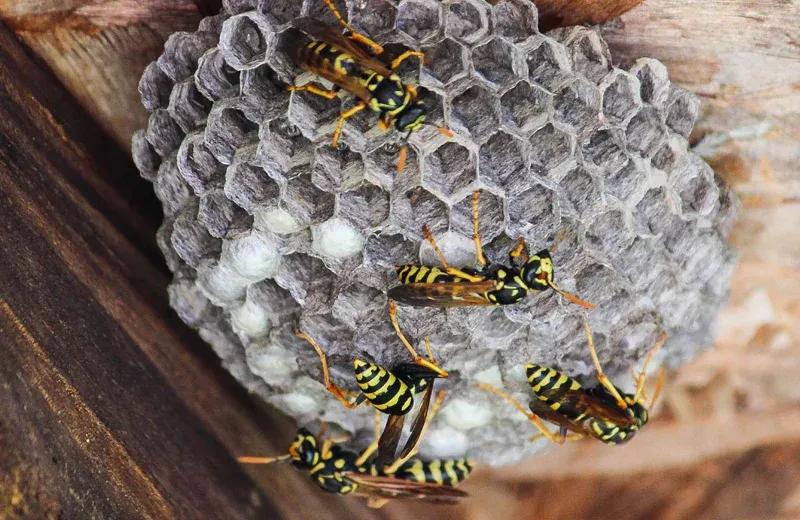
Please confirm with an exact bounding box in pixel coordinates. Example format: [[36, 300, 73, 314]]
[[533, 0, 645, 31]]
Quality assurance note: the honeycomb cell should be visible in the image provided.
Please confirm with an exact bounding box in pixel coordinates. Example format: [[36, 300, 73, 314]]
[[390, 187, 449, 239], [224, 153, 281, 214], [139, 62, 173, 111], [601, 71, 642, 125], [670, 156, 720, 218], [196, 259, 250, 306], [304, 0, 348, 24], [199, 190, 254, 239], [287, 89, 342, 143], [604, 157, 649, 205], [146, 109, 185, 159], [338, 183, 391, 231], [333, 282, 388, 329], [677, 231, 728, 287], [204, 101, 260, 164], [585, 210, 635, 257], [666, 87, 701, 139], [581, 128, 628, 172], [506, 183, 558, 240], [422, 141, 477, 203], [168, 275, 212, 329], [274, 253, 338, 312], [450, 190, 504, 244], [420, 38, 469, 88], [178, 131, 227, 196], [248, 279, 302, 328], [157, 31, 220, 82], [406, 87, 447, 152], [499, 80, 550, 135], [312, 145, 365, 193], [364, 142, 419, 190], [492, 0, 538, 43], [712, 176, 739, 239], [241, 64, 290, 123], [349, 0, 397, 39], [396, 0, 443, 44], [221, 230, 282, 282], [223, 0, 257, 14], [169, 79, 213, 132], [132, 130, 161, 181], [529, 123, 574, 172], [553, 77, 601, 129], [525, 38, 571, 92], [257, 0, 303, 27], [219, 12, 274, 70], [155, 157, 192, 217], [157, 218, 182, 273], [635, 187, 675, 236], [171, 200, 223, 268], [472, 38, 520, 91], [652, 136, 683, 173], [195, 48, 240, 102], [444, 0, 489, 46], [629, 58, 670, 108], [449, 85, 500, 142], [478, 131, 528, 195], [364, 233, 418, 268], [559, 166, 602, 218], [258, 118, 313, 172], [626, 106, 667, 158], [560, 27, 612, 84], [574, 263, 622, 308], [281, 166, 336, 225], [613, 237, 669, 289]]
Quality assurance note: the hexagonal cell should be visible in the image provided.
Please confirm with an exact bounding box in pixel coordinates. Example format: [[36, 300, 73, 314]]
[[157, 31, 219, 82], [287, 88, 342, 143], [396, 0, 443, 44], [478, 131, 528, 195], [529, 123, 574, 172], [241, 64, 290, 123], [224, 154, 281, 214], [422, 141, 477, 203], [652, 136, 684, 173], [157, 218, 182, 273], [281, 165, 336, 225], [219, 12, 274, 70], [223, 0, 257, 14], [581, 128, 628, 172], [258, 118, 314, 172], [338, 183, 390, 231], [450, 190, 504, 243], [154, 156, 192, 217], [420, 38, 469, 88], [635, 187, 675, 236], [363, 233, 418, 268], [444, 0, 489, 45], [171, 200, 222, 268], [273, 253, 338, 313], [499, 80, 550, 135], [349, 0, 398, 40], [559, 166, 603, 218], [145, 109, 185, 159], [177, 131, 227, 196], [613, 237, 668, 289], [257, 0, 303, 27], [303, 0, 348, 24], [626, 106, 668, 159], [139, 62, 173, 111], [390, 187, 450, 239], [132, 129, 161, 181], [195, 48, 240, 102], [364, 142, 420, 190], [168, 275, 212, 329], [712, 175, 739, 239], [574, 263, 622, 308], [204, 101, 260, 164], [629, 58, 671, 108], [665, 87, 701, 138], [472, 38, 520, 91], [506, 183, 559, 240], [312, 145, 365, 193], [248, 278, 302, 328], [561, 27, 612, 84], [601, 71, 642, 125], [199, 190, 254, 239], [221, 230, 282, 282], [604, 157, 649, 205], [524, 38, 571, 92], [332, 282, 388, 330], [168, 79, 213, 132], [670, 156, 720, 218], [449, 85, 500, 142], [585, 210, 635, 257], [553, 78, 601, 129], [491, 0, 537, 42], [406, 87, 447, 151]]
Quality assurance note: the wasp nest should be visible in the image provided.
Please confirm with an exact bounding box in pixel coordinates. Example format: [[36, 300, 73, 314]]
[[134, 0, 738, 466]]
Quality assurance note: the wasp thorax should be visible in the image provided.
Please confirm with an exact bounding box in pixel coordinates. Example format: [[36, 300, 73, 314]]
[[521, 250, 554, 292], [394, 99, 427, 132]]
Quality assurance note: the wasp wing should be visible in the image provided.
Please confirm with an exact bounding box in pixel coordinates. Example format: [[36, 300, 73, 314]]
[[377, 414, 405, 467], [388, 281, 499, 307], [527, 398, 596, 438], [344, 473, 467, 502], [293, 18, 392, 76], [397, 382, 434, 461], [533, 384, 635, 428]]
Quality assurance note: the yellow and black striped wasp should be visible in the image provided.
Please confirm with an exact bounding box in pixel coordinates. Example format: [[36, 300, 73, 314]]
[[286, 0, 452, 171], [477, 321, 667, 445], [296, 301, 447, 467], [389, 191, 595, 310]]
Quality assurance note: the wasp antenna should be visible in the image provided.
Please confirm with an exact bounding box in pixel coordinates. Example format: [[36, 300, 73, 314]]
[[549, 281, 595, 310], [237, 454, 292, 464]]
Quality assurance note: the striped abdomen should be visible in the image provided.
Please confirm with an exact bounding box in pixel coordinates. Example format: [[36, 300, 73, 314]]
[[392, 458, 473, 487], [310, 445, 361, 495], [395, 265, 466, 285], [354, 359, 416, 416], [525, 364, 588, 422]]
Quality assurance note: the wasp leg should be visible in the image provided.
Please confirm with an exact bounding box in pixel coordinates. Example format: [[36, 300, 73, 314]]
[[509, 237, 530, 263], [323, 0, 384, 54], [389, 301, 449, 378], [296, 331, 360, 408], [390, 50, 425, 70], [321, 434, 352, 458], [472, 191, 487, 267], [368, 497, 390, 509], [421, 224, 486, 282], [237, 453, 292, 464], [355, 409, 383, 466], [476, 383, 566, 444], [331, 102, 367, 148], [382, 390, 447, 475], [288, 83, 339, 100], [528, 431, 583, 443], [378, 114, 392, 130], [631, 332, 667, 405], [583, 321, 629, 410], [649, 368, 667, 410]]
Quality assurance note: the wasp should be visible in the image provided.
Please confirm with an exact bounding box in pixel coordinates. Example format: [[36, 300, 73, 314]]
[[287, 0, 452, 172], [296, 301, 447, 467], [477, 321, 667, 445], [388, 191, 595, 310]]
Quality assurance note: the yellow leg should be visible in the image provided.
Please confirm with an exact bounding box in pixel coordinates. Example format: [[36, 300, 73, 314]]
[[476, 383, 566, 445], [323, 0, 384, 54], [288, 83, 338, 100], [331, 102, 366, 148], [355, 409, 383, 466], [549, 281, 596, 310], [396, 145, 408, 173], [382, 390, 447, 474], [472, 191, 487, 267], [632, 332, 667, 405], [583, 322, 629, 410], [649, 368, 667, 410], [378, 115, 392, 130], [296, 331, 360, 409], [237, 454, 292, 464], [509, 237, 529, 262], [390, 50, 425, 70], [388, 301, 448, 378], [528, 432, 583, 443], [321, 434, 352, 458], [368, 497, 390, 509], [421, 224, 485, 282]]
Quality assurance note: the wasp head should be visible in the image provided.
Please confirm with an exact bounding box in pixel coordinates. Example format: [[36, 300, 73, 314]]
[[288, 428, 320, 469], [394, 99, 427, 133], [520, 249, 554, 292]]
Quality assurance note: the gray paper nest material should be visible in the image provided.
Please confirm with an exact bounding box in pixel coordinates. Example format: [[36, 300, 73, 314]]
[[134, 0, 738, 466]]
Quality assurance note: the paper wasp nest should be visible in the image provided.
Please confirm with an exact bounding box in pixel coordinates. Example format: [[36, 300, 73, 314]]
[[134, 0, 738, 465]]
